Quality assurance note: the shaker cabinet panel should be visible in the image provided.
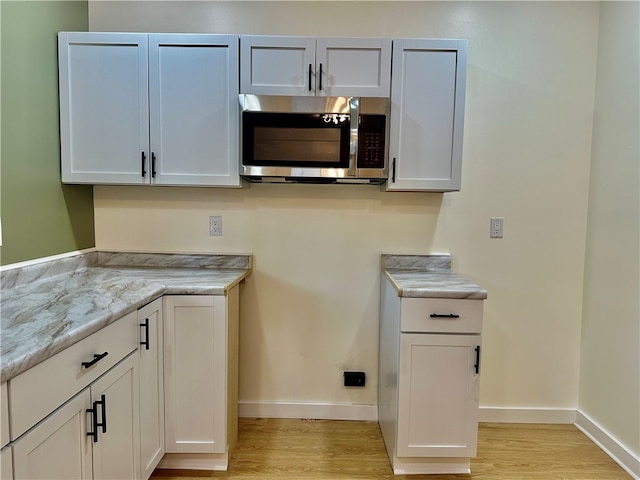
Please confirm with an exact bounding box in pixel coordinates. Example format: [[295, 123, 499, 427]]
[[240, 35, 391, 97], [149, 35, 240, 187], [59, 32, 149, 185], [316, 37, 391, 97], [387, 39, 467, 191], [163, 295, 228, 454], [138, 298, 165, 479], [59, 32, 240, 187], [12, 390, 93, 480], [0, 447, 11, 480], [397, 334, 481, 458]]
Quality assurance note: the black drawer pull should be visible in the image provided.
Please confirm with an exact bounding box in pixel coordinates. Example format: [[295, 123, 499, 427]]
[[474, 345, 481, 374], [140, 318, 150, 350], [81, 352, 109, 369], [429, 313, 460, 318]]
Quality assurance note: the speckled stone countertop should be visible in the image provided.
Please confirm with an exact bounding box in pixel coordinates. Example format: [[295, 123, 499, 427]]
[[0, 251, 252, 383], [382, 254, 488, 300]]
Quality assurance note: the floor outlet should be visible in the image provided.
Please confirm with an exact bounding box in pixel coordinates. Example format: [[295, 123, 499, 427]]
[[490, 217, 503, 238], [209, 216, 222, 236]]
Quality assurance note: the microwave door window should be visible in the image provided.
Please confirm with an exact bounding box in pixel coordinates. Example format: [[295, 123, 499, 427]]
[[254, 127, 341, 164]]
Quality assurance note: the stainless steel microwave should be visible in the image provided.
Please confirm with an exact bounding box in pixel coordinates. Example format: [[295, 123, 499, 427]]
[[239, 95, 389, 184]]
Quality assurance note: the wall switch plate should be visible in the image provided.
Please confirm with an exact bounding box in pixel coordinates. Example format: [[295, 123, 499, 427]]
[[344, 371, 366, 387], [209, 216, 222, 236], [490, 217, 504, 238]]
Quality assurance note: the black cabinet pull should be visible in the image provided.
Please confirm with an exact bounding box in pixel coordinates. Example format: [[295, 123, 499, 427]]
[[392, 157, 396, 183], [96, 394, 107, 434], [429, 313, 460, 318], [308, 63, 313, 91], [81, 352, 108, 369], [140, 318, 150, 350], [151, 152, 157, 178], [318, 63, 323, 91], [86, 401, 99, 443], [141, 151, 146, 177], [474, 345, 481, 374]]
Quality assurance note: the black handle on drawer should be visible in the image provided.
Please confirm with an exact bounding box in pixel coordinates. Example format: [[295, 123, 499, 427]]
[[429, 313, 460, 318], [141, 151, 146, 178], [140, 318, 150, 350], [96, 394, 107, 434], [151, 152, 157, 178], [474, 345, 481, 374], [309, 63, 313, 91], [318, 63, 323, 91], [391, 158, 396, 183], [81, 351, 109, 369]]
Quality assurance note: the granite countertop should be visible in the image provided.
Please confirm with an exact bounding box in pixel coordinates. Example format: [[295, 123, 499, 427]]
[[382, 254, 488, 299], [0, 251, 252, 383]]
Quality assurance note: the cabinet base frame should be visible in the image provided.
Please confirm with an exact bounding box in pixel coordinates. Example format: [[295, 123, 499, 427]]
[[391, 455, 470, 475], [156, 451, 230, 471]]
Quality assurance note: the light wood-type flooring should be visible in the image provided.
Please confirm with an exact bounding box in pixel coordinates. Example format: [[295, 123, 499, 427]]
[[151, 418, 631, 480]]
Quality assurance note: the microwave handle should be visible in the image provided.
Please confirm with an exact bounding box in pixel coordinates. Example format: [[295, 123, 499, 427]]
[[348, 98, 359, 177]]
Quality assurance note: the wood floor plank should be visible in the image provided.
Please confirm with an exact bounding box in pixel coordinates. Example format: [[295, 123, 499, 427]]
[[151, 419, 631, 479]]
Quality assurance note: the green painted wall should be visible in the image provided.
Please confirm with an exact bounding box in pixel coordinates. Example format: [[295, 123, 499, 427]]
[[1, 0, 93, 265]]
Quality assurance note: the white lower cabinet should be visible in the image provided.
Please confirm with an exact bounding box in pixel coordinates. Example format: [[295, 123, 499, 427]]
[[12, 353, 140, 480], [159, 288, 239, 470], [378, 275, 483, 475], [138, 298, 165, 479]]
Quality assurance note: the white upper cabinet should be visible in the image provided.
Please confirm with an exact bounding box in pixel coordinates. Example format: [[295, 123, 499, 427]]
[[58, 32, 240, 187], [387, 38, 467, 192], [148, 35, 239, 187], [59, 32, 149, 185], [240, 35, 391, 97]]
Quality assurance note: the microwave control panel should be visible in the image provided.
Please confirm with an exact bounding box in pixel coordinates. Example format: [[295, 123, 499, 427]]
[[357, 115, 386, 169]]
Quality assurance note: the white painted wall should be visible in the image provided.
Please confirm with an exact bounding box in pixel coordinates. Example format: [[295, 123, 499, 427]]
[[90, 2, 599, 411], [580, 1, 640, 459]]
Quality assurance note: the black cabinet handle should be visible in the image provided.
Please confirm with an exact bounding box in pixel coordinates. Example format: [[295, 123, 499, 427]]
[[81, 352, 108, 369], [318, 63, 323, 91], [141, 152, 146, 177], [140, 318, 150, 350], [151, 152, 156, 178], [392, 157, 396, 183], [86, 401, 99, 443], [474, 345, 481, 374], [308, 63, 313, 91], [96, 394, 107, 434], [430, 313, 460, 318]]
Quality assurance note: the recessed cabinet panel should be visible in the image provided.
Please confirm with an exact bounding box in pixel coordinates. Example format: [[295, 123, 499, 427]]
[[12, 390, 93, 480], [397, 334, 480, 458], [149, 35, 240, 186], [59, 32, 149, 184], [240, 36, 316, 95], [316, 38, 391, 97], [388, 39, 467, 191]]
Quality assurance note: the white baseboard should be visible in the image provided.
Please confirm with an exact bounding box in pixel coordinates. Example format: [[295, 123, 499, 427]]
[[575, 410, 640, 480], [238, 401, 378, 422], [479, 406, 577, 424]]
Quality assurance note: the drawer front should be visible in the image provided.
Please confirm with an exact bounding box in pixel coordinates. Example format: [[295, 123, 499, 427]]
[[1, 382, 9, 447], [401, 298, 483, 334], [10, 312, 138, 440]]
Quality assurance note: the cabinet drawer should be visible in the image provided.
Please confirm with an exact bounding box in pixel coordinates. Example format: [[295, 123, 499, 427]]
[[1, 382, 8, 447], [401, 298, 483, 334], [9, 312, 138, 440]]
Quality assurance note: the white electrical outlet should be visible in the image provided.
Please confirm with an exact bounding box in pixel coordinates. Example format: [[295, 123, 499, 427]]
[[490, 217, 504, 238], [209, 216, 222, 236]]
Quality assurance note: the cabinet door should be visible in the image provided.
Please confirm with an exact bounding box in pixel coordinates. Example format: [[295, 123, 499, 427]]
[[316, 38, 391, 97], [240, 35, 316, 95], [0, 447, 11, 480], [12, 390, 92, 480], [138, 298, 164, 479], [387, 39, 467, 191], [163, 295, 227, 454], [149, 34, 240, 187], [58, 32, 150, 184], [397, 333, 480, 458], [91, 353, 140, 480]]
